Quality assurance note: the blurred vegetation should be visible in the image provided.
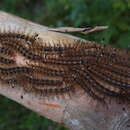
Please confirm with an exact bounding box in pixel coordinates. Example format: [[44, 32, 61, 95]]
[[0, 0, 130, 130]]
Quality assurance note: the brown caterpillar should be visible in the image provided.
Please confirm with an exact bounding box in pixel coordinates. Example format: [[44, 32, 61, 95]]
[[0, 66, 33, 76], [30, 85, 74, 97], [0, 32, 39, 44], [0, 47, 14, 57], [97, 63, 130, 78], [30, 65, 69, 77], [1, 41, 41, 60], [24, 75, 63, 86], [0, 56, 15, 65]]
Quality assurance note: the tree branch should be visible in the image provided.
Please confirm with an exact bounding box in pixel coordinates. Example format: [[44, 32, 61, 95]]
[[0, 11, 129, 130], [48, 26, 108, 34]]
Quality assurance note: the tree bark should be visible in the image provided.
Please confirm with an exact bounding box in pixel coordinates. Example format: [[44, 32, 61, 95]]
[[0, 11, 129, 130]]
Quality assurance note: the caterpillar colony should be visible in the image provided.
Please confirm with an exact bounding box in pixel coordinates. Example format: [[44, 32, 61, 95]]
[[0, 26, 129, 104]]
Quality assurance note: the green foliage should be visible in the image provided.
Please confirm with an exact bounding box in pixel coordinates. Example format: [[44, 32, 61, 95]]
[[0, 0, 129, 129], [0, 97, 66, 130]]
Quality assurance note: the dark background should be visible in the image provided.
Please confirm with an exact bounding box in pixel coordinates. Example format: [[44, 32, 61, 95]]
[[0, 0, 130, 130]]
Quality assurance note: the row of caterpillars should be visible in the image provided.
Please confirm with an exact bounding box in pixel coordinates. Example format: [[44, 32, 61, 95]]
[[0, 31, 129, 103], [0, 32, 75, 97]]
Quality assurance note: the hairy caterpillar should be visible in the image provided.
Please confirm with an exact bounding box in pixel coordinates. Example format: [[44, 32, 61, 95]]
[[29, 85, 74, 97], [0, 56, 15, 65], [23, 75, 63, 86], [0, 66, 33, 76], [0, 32, 39, 44], [29, 65, 69, 77], [0, 47, 14, 57]]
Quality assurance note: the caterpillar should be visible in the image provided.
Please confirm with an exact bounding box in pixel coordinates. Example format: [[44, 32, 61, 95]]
[[1, 41, 41, 60], [30, 85, 74, 97], [97, 63, 130, 78], [30, 65, 69, 77], [24, 75, 63, 86], [0, 47, 14, 57], [0, 32, 39, 44], [0, 66, 33, 75], [0, 56, 15, 65]]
